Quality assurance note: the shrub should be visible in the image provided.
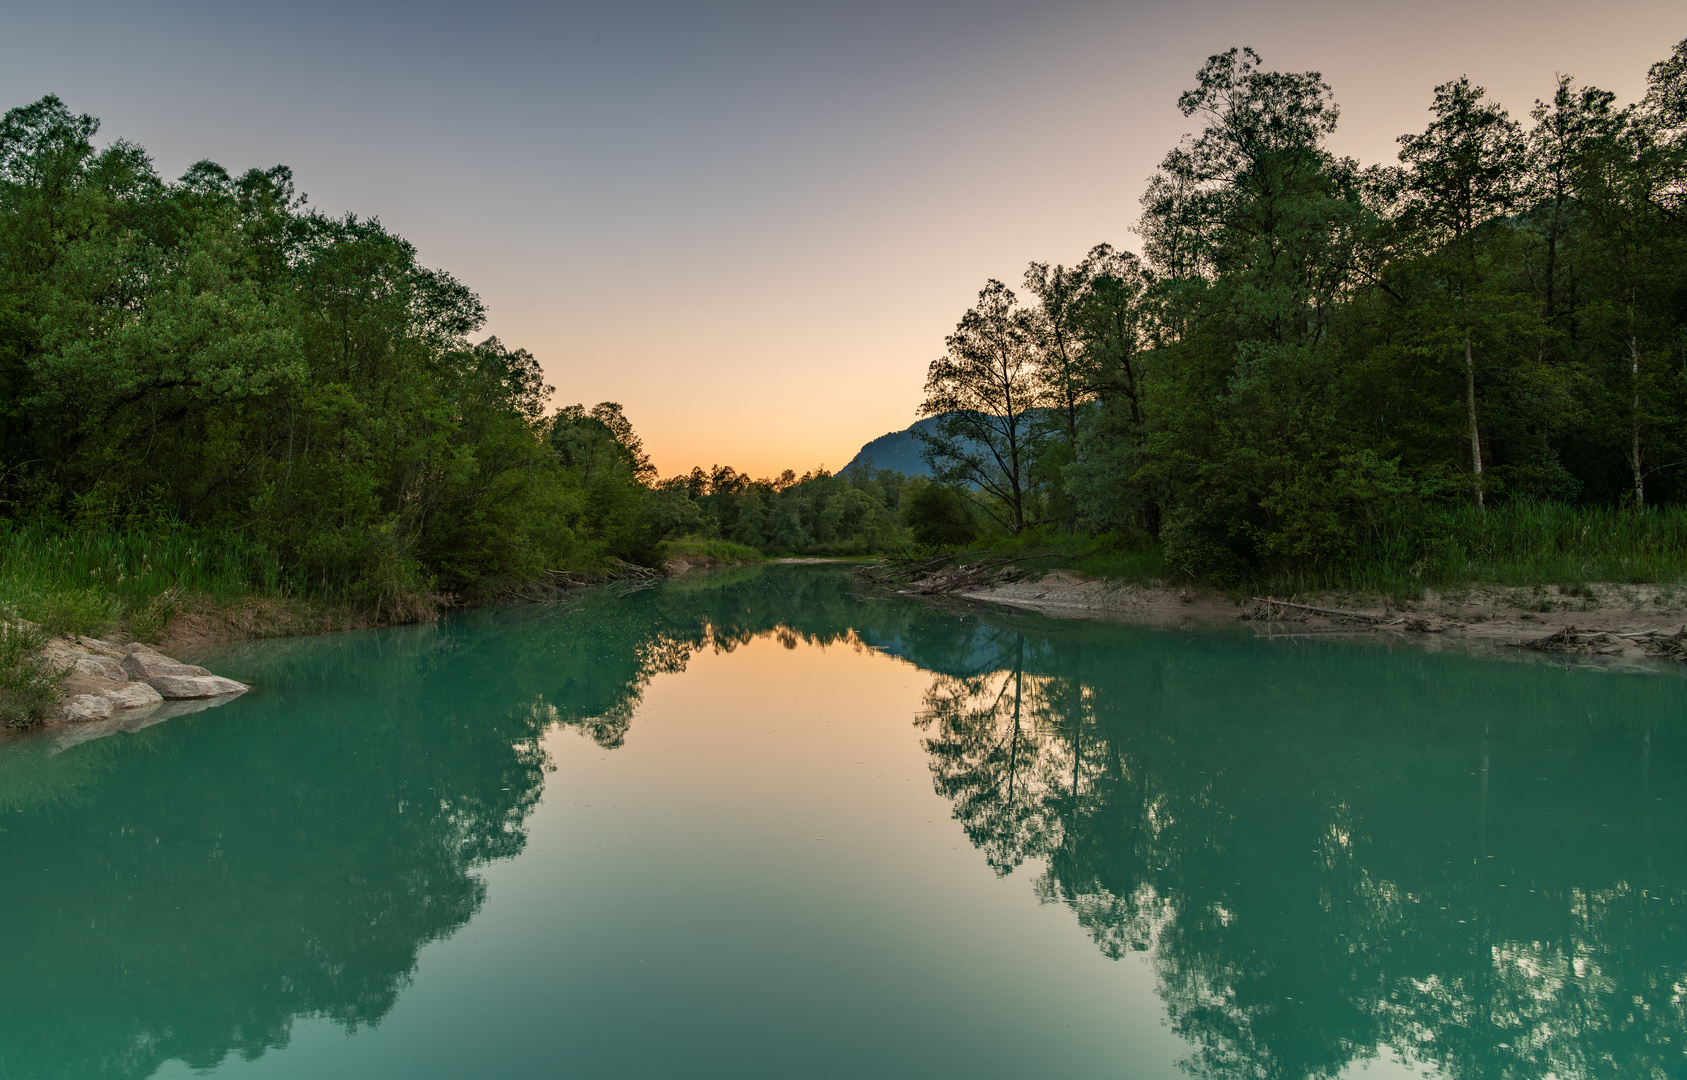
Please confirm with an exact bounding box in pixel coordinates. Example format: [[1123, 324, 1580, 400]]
[[0, 623, 66, 729], [904, 485, 978, 547], [17, 588, 115, 638]]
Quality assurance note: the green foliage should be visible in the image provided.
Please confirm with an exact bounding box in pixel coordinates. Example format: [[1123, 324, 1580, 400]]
[[0, 96, 686, 614], [664, 463, 911, 557], [15, 587, 115, 637], [918, 37, 1687, 586], [0, 621, 64, 728], [662, 538, 764, 565], [903, 484, 979, 547]]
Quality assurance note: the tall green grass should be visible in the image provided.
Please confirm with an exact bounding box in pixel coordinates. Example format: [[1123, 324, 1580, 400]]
[[0, 524, 292, 638], [1265, 502, 1687, 597], [663, 538, 766, 565], [964, 530, 1170, 582], [0, 621, 63, 727], [962, 502, 1687, 598]]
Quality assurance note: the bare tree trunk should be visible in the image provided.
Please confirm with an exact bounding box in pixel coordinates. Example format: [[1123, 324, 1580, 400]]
[[1631, 335, 1645, 509], [1465, 333, 1484, 510], [1005, 642, 1023, 803]]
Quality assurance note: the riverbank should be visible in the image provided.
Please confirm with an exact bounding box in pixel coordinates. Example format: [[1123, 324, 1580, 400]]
[[958, 572, 1687, 665], [0, 618, 250, 734]]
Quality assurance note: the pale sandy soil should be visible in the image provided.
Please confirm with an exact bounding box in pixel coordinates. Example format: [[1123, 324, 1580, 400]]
[[958, 572, 1687, 669]]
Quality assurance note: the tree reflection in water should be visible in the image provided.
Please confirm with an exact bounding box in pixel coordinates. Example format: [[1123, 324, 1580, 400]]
[[904, 613, 1687, 1080], [0, 566, 932, 1078], [1, 565, 1683, 1079]]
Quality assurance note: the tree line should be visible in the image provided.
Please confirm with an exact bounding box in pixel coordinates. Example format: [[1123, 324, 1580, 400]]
[[0, 92, 947, 621], [0, 97, 755, 607], [917, 38, 1687, 581]]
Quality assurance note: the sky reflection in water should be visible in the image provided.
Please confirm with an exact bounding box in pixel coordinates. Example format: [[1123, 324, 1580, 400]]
[[0, 565, 1682, 1079]]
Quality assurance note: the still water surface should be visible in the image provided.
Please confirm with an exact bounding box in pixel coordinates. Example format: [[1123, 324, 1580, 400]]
[[2, 565, 1684, 1079]]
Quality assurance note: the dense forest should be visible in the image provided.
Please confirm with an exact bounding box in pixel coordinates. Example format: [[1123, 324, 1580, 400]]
[[917, 37, 1687, 581], [3, 34, 1686, 629], [0, 94, 682, 608], [0, 92, 930, 628]]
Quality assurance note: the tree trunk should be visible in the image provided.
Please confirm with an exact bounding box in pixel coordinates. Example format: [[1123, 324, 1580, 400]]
[[1005, 642, 1023, 803], [1464, 333, 1484, 510], [1631, 335, 1644, 509]]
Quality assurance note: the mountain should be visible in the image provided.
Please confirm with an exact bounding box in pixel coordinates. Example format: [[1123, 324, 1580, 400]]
[[841, 416, 946, 476], [843, 412, 1023, 478]]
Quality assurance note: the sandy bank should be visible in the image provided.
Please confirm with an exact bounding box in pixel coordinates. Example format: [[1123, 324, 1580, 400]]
[[957, 572, 1687, 668]]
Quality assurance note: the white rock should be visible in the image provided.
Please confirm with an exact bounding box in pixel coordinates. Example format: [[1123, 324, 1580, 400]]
[[74, 654, 128, 680], [62, 694, 114, 722], [122, 651, 212, 679], [145, 674, 248, 699], [74, 636, 128, 660], [105, 681, 164, 709], [41, 643, 128, 679]]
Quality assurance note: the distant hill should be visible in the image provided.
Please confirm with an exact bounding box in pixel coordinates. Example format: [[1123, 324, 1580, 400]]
[[842, 413, 1019, 479], [841, 416, 946, 476]]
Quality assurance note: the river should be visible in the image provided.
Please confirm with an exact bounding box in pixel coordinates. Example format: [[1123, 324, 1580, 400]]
[[1, 564, 1682, 1079]]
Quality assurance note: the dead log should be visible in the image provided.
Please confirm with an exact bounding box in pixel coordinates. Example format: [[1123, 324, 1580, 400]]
[[1244, 597, 1387, 625]]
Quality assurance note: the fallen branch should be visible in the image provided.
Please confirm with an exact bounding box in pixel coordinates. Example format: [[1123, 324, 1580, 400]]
[[854, 552, 957, 586], [860, 552, 1061, 596], [1242, 597, 1387, 625], [1515, 626, 1621, 655]]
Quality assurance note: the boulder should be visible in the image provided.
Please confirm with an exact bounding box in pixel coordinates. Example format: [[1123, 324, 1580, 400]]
[[62, 694, 113, 722], [73, 654, 127, 680], [121, 650, 212, 679], [40, 644, 127, 680], [73, 636, 129, 660], [105, 681, 164, 709], [145, 674, 249, 699]]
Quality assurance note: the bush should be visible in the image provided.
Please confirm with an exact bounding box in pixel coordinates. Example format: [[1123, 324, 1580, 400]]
[[0, 623, 66, 729], [904, 485, 979, 547], [16, 588, 115, 638]]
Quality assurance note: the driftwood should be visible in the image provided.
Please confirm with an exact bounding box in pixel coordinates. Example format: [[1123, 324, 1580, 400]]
[[1504, 624, 1687, 659], [856, 553, 1058, 596], [1626, 626, 1687, 659], [1240, 597, 1387, 625], [494, 559, 662, 603], [854, 553, 956, 586], [1516, 626, 1622, 655]]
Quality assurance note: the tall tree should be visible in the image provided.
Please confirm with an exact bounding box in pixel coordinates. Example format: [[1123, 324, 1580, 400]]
[[1022, 259, 1091, 457], [917, 280, 1043, 532], [1023, 259, 1094, 529], [1397, 77, 1526, 507], [1134, 47, 1380, 573]]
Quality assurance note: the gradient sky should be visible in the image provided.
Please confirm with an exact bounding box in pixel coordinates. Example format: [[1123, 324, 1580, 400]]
[[2, 0, 1681, 477]]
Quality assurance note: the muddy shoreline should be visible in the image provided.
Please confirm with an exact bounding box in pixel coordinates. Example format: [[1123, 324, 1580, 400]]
[[957, 573, 1687, 671]]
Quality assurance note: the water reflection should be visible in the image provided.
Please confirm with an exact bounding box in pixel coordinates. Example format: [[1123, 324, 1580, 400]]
[[0, 567, 932, 1078], [896, 609, 1687, 1080], [0, 565, 1682, 1079]]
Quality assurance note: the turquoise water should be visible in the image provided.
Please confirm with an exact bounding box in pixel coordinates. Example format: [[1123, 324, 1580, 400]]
[[2, 565, 1684, 1079]]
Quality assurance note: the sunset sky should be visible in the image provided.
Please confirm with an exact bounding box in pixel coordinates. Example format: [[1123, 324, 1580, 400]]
[[3, 0, 1682, 477]]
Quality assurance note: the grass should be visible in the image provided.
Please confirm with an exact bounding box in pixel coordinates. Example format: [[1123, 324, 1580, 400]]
[[1259, 501, 1687, 600], [0, 621, 67, 728], [962, 530, 1170, 583], [936, 501, 1687, 603], [663, 538, 766, 565], [0, 523, 295, 642]]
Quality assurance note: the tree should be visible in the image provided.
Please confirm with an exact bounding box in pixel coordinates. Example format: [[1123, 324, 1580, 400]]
[[903, 483, 978, 546], [916, 279, 1043, 532], [1022, 261, 1091, 457], [1133, 47, 1376, 574], [1397, 77, 1527, 507]]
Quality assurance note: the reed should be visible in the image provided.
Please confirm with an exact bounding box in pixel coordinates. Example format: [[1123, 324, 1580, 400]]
[[1263, 501, 1687, 597], [0, 523, 293, 638], [968, 502, 1687, 599]]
